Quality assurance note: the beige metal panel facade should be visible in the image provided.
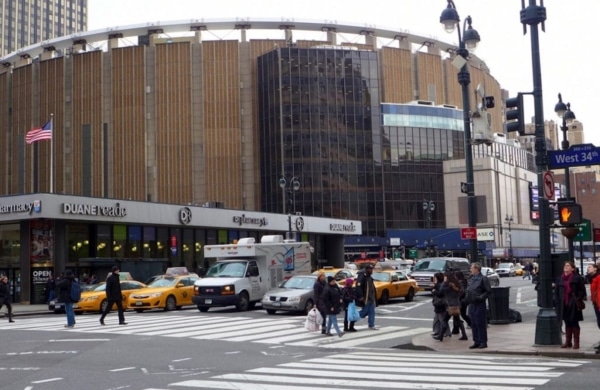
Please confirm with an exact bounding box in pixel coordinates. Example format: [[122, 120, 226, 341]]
[[11, 66, 34, 193], [0, 72, 9, 194], [111, 46, 147, 201], [155, 42, 194, 204], [71, 51, 102, 196], [443, 59, 462, 108], [415, 52, 443, 103], [202, 40, 242, 209], [379, 47, 412, 104]]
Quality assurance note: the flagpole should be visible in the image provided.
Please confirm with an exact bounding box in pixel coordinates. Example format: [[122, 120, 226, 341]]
[[50, 113, 53, 194]]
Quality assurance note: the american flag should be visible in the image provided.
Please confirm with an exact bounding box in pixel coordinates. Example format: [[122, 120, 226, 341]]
[[26, 119, 53, 144]]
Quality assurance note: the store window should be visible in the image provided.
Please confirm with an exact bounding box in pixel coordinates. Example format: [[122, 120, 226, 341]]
[[96, 224, 111, 258], [67, 223, 90, 262], [143, 226, 156, 258], [128, 226, 142, 258], [112, 225, 126, 258]]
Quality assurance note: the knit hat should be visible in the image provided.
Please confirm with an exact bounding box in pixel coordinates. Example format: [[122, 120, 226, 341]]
[[345, 278, 354, 287], [111, 266, 120, 272], [327, 276, 335, 283]]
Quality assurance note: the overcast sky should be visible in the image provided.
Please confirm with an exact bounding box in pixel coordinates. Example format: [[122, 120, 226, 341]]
[[88, 0, 599, 147]]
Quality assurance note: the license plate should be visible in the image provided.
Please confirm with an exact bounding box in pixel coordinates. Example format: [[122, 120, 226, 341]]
[[272, 302, 281, 307], [205, 299, 212, 304], [136, 301, 143, 306]]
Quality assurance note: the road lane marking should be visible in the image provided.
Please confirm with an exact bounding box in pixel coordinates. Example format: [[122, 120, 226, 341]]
[[31, 378, 62, 383], [109, 367, 136, 372]]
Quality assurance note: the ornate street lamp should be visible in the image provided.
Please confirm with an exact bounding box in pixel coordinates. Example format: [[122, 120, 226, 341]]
[[505, 215, 513, 262], [279, 176, 301, 239], [440, 0, 480, 262], [423, 200, 435, 256], [555, 94, 576, 263]]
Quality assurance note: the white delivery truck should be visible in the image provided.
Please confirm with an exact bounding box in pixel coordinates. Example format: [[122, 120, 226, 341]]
[[192, 235, 312, 312]]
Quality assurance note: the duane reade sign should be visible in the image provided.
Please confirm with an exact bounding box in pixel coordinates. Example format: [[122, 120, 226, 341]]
[[477, 228, 495, 241]]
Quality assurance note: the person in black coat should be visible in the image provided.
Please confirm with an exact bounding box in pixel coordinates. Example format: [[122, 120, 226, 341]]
[[466, 263, 492, 349], [99, 266, 127, 325], [313, 272, 327, 334], [0, 275, 14, 322], [56, 270, 76, 328], [431, 272, 448, 341], [555, 261, 586, 349], [322, 276, 345, 337]]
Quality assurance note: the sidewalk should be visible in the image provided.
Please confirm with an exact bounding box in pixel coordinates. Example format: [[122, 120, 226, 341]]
[[2, 303, 52, 317], [413, 308, 600, 359]]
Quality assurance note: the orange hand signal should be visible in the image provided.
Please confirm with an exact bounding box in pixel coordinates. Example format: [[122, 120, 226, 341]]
[[560, 207, 571, 222]]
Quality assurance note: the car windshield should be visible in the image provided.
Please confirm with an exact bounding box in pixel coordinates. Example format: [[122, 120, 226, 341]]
[[281, 277, 315, 289], [92, 284, 107, 292], [206, 261, 247, 278], [414, 259, 447, 272], [498, 263, 511, 269], [148, 277, 179, 287], [371, 272, 391, 282]]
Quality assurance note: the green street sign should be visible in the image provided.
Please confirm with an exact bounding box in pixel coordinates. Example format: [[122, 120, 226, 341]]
[[574, 218, 592, 242], [408, 248, 418, 259]]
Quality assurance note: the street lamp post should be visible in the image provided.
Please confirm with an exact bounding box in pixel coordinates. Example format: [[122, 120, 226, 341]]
[[505, 215, 513, 262], [279, 176, 300, 240], [554, 94, 576, 262], [440, 0, 480, 263], [423, 200, 435, 256]]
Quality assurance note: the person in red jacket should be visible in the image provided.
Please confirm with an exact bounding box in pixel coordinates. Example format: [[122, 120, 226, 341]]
[[587, 263, 600, 354]]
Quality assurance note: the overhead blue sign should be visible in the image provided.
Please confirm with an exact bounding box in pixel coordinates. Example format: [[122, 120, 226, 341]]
[[547, 144, 600, 169]]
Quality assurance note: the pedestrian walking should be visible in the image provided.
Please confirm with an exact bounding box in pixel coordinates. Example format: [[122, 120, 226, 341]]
[[431, 272, 448, 341], [313, 272, 328, 334], [342, 278, 357, 332], [523, 262, 532, 280], [322, 276, 345, 337], [466, 262, 491, 349], [99, 266, 127, 326], [454, 271, 471, 330], [56, 270, 77, 328], [442, 272, 468, 341], [556, 261, 586, 349], [355, 264, 379, 330], [0, 275, 14, 323], [588, 263, 600, 354]]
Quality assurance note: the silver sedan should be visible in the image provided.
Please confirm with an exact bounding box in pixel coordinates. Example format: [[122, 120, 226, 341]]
[[481, 267, 500, 287], [261, 275, 317, 315]]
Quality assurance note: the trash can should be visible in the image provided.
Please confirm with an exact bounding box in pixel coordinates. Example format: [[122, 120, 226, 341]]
[[488, 286, 510, 324]]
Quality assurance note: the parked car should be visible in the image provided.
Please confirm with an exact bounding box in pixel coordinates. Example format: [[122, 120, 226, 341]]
[[370, 270, 421, 304], [261, 275, 317, 315], [514, 264, 524, 277], [481, 267, 500, 287], [496, 263, 515, 277]]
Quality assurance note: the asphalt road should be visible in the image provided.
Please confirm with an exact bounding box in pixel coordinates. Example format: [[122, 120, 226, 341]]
[[1, 275, 597, 390]]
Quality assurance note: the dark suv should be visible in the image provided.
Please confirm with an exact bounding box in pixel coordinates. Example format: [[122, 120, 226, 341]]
[[409, 257, 471, 290]]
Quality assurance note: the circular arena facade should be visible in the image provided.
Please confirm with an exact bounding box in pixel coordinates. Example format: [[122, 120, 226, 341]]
[[0, 19, 503, 237]]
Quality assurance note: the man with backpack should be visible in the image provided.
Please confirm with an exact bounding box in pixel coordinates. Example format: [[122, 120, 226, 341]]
[[56, 270, 78, 328], [100, 266, 127, 326]]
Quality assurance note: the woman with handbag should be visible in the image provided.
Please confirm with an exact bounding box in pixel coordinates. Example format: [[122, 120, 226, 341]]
[[442, 272, 468, 341], [555, 261, 586, 349], [342, 278, 357, 332]]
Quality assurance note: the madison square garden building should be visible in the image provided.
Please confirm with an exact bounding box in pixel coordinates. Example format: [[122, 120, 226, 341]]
[[0, 20, 504, 302]]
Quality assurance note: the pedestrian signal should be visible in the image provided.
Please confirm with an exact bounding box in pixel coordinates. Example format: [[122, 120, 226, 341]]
[[558, 204, 582, 226]]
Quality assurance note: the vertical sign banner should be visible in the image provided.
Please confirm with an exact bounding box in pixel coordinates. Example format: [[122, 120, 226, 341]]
[[30, 267, 53, 304], [30, 220, 53, 263]]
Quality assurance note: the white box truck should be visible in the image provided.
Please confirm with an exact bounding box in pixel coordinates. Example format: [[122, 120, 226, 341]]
[[192, 235, 312, 312]]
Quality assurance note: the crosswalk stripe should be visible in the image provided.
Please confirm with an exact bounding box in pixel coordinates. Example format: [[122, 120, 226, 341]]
[[169, 380, 332, 390], [6, 314, 436, 349]]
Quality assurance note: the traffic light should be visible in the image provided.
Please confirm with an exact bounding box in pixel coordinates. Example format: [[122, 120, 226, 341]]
[[505, 93, 525, 135], [558, 203, 582, 226]]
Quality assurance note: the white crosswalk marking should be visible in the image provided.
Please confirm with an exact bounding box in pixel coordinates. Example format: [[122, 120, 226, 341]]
[[161, 351, 589, 390], [3, 314, 430, 349]]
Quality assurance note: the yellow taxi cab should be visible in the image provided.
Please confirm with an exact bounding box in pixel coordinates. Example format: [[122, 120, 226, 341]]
[[127, 268, 200, 312], [312, 266, 345, 279], [77, 280, 147, 313], [369, 269, 422, 304], [514, 263, 524, 276]]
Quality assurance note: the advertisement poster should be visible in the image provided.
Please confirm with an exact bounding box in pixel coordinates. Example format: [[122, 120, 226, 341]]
[[31, 267, 54, 304], [30, 220, 53, 263]]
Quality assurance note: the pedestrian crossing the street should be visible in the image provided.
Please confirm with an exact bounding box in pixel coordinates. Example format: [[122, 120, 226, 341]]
[[147, 351, 589, 390], [3, 314, 430, 349]]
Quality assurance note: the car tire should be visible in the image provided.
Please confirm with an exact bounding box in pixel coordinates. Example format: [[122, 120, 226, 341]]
[[266, 309, 277, 315], [379, 290, 389, 305], [135, 309, 144, 313], [236, 292, 250, 311], [405, 287, 415, 302], [303, 299, 314, 315], [100, 299, 108, 313], [164, 295, 176, 311], [198, 305, 209, 312]]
